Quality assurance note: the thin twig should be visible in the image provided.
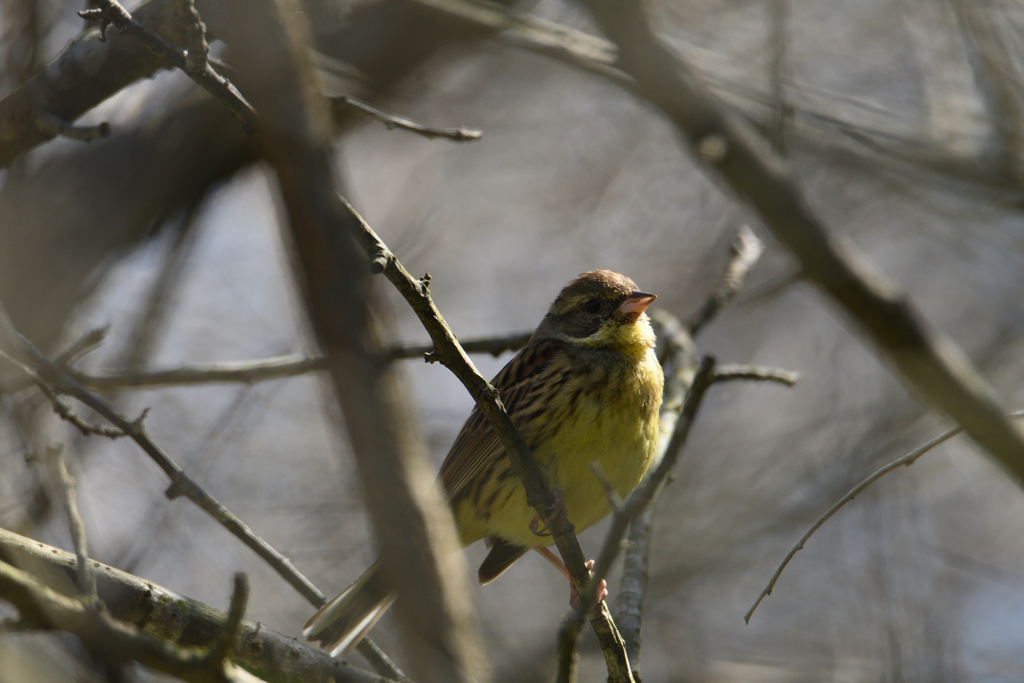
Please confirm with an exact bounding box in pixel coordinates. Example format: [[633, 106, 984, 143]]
[[42, 443, 97, 601], [208, 573, 249, 666], [712, 364, 799, 387], [685, 226, 765, 337], [58, 332, 534, 392], [55, 327, 110, 367], [558, 357, 717, 683], [330, 94, 482, 142], [78, 0, 257, 130], [744, 408, 1024, 624]]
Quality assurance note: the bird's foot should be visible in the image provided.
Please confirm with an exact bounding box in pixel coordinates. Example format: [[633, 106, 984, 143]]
[[569, 559, 608, 609], [529, 490, 566, 537], [534, 549, 608, 609]]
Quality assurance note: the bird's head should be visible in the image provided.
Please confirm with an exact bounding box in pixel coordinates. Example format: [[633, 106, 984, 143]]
[[535, 270, 657, 351]]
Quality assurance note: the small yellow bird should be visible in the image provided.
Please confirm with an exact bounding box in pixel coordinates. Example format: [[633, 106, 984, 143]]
[[304, 270, 664, 656]]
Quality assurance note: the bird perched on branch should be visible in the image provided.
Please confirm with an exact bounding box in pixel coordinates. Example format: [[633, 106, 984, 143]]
[[304, 269, 664, 657]]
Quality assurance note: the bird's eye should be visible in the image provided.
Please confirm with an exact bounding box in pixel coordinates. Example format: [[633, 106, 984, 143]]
[[584, 299, 601, 314]]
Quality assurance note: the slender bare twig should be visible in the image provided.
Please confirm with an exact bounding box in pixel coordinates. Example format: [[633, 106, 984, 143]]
[[393, 331, 533, 361], [78, 0, 257, 130], [54, 332, 533, 392], [208, 573, 250, 666], [557, 357, 716, 683], [0, 527, 386, 683], [580, 0, 1024, 487], [744, 408, 1024, 623], [38, 381, 128, 439], [330, 94, 482, 142], [33, 111, 110, 141], [41, 444, 97, 600], [712, 364, 799, 387], [685, 226, 765, 337], [55, 327, 109, 367]]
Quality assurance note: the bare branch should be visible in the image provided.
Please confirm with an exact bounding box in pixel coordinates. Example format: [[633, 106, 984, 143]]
[[330, 94, 482, 142], [81, 0, 257, 130], [208, 573, 250, 667], [0, 558, 263, 683], [685, 225, 765, 337], [41, 444, 97, 600], [55, 327, 110, 367], [712, 364, 799, 387], [0, 527, 387, 683], [744, 407, 1024, 624], [52, 332, 533, 392], [0, 304, 327, 616], [579, 0, 1024, 487]]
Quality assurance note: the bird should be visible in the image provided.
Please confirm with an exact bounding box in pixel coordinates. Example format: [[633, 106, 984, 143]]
[[304, 269, 664, 657]]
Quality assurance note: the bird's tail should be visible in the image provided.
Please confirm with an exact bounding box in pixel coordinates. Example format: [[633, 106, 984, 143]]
[[303, 561, 397, 657]]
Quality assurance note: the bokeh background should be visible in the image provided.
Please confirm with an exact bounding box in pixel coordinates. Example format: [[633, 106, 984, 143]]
[[3, 0, 1024, 680]]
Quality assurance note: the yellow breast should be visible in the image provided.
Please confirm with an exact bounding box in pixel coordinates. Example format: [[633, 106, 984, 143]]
[[461, 342, 664, 549]]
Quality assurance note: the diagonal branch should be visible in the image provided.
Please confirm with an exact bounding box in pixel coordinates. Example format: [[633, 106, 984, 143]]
[[579, 0, 1024, 488], [330, 94, 482, 142], [0, 527, 388, 683], [80, 0, 256, 130], [744, 408, 1024, 624], [339, 197, 635, 682]]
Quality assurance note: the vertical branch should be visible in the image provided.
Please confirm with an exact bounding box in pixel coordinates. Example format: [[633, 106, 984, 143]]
[[41, 443, 97, 601], [220, 1, 488, 680]]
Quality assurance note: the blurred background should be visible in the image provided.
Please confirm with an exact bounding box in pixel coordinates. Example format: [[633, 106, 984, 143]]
[[3, 0, 1024, 680]]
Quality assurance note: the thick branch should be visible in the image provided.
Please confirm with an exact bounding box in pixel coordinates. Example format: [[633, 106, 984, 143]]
[[0, 558, 261, 683], [0, 528, 385, 682], [222, 0, 486, 679], [580, 0, 1024, 487]]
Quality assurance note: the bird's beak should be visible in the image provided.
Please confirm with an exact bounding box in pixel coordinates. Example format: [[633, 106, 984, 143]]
[[617, 291, 657, 316]]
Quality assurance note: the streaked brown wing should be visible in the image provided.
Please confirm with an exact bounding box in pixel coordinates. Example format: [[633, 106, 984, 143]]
[[439, 338, 564, 502]]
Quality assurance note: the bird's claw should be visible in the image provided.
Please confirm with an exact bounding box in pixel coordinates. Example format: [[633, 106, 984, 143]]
[[529, 490, 567, 537], [569, 559, 608, 609]]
